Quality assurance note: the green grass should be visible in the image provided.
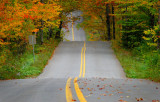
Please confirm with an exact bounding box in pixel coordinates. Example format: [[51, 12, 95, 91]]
[[0, 38, 60, 80], [112, 41, 160, 82]]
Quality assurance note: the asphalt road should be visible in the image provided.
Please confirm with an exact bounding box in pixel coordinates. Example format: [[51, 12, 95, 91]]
[[0, 11, 159, 102], [63, 11, 86, 41]]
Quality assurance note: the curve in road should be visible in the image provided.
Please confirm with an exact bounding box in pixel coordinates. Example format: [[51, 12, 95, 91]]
[[0, 11, 159, 102]]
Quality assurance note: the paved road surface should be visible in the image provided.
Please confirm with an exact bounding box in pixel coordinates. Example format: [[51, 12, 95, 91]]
[[0, 11, 159, 102], [63, 11, 86, 41]]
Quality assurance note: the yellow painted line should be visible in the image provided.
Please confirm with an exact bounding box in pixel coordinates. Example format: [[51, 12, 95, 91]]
[[71, 12, 74, 41], [74, 77, 87, 102], [79, 47, 84, 78], [79, 42, 86, 78], [83, 42, 86, 78], [66, 77, 73, 102], [83, 46, 86, 78]]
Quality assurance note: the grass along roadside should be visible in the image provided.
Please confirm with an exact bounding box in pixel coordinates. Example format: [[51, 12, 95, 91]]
[[0, 38, 60, 80], [112, 41, 160, 82]]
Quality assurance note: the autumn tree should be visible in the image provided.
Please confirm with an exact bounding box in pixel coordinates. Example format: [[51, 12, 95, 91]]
[[0, 0, 61, 55]]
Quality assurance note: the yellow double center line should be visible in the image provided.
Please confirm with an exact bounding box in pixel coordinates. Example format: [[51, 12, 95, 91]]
[[79, 42, 86, 78], [66, 42, 87, 102]]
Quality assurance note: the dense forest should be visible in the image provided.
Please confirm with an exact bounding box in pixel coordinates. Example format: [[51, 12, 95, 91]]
[[78, 0, 160, 82], [0, 0, 160, 81]]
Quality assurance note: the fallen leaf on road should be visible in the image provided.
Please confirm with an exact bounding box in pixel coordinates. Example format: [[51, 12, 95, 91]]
[[109, 94, 113, 96], [99, 88, 103, 90], [59, 88, 63, 90], [118, 92, 123, 94], [119, 99, 128, 102], [87, 88, 92, 91], [72, 99, 76, 101], [103, 94, 107, 96], [136, 98, 143, 101], [100, 94, 107, 96], [152, 100, 159, 102]]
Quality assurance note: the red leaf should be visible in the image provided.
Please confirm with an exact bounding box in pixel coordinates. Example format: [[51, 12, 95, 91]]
[[72, 99, 77, 101]]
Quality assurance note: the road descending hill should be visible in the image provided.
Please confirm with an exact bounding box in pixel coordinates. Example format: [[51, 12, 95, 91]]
[[0, 11, 159, 102]]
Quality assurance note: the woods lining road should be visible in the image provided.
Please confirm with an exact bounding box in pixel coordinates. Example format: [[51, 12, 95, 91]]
[[0, 11, 159, 102]]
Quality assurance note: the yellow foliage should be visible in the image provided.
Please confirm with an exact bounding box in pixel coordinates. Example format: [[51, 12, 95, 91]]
[[143, 25, 159, 47], [0, 0, 62, 45]]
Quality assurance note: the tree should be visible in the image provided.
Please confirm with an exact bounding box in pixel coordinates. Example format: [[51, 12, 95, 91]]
[[158, 0, 160, 49], [112, 2, 116, 39], [0, 0, 61, 52], [106, 2, 111, 40]]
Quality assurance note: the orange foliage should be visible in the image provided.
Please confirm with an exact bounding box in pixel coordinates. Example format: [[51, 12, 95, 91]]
[[0, 0, 61, 45]]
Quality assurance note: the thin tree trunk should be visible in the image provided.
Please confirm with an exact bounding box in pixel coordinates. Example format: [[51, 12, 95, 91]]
[[112, 5, 115, 40], [149, 0, 154, 28], [149, 11, 154, 28], [55, 14, 63, 39], [40, 19, 43, 45], [106, 3, 111, 40], [40, 0, 43, 45], [125, 4, 128, 43], [158, 6, 160, 49], [49, 27, 52, 38]]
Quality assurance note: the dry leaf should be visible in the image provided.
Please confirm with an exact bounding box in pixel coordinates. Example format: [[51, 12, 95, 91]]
[[87, 88, 92, 91], [119, 100, 128, 102], [118, 92, 123, 94], [152, 100, 159, 102], [72, 99, 76, 101]]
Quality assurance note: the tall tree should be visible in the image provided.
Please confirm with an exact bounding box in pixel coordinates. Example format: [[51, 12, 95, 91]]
[[158, 0, 160, 49], [112, 2, 115, 39], [106, 2, 111, 40]]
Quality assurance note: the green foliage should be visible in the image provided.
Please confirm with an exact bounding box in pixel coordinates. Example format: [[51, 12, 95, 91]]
[[121, 18, 145, 48], [0, 38, 60, 80], [113, 41, 160, 82], [119, 0, 158, 48], [143, 25, 160, 47]]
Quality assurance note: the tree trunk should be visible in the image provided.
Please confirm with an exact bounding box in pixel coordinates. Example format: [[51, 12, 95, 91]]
[[158, 6, 160, 49], [40, 19, 43, 45], [149, 11, 154, 28], [49, 27, 52, 38], [55, 16, 63, 39], [40, 0, 43, 45], [112, 5, 115, 40], [106, 3, 111, 40], [149, 0, 154, 28]]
